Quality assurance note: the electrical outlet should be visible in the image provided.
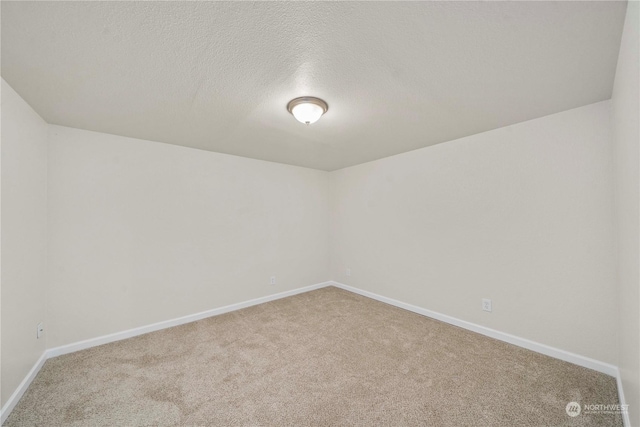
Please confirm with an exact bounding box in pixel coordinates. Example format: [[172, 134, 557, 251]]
[[482, 298, 492, 312], [346, 268, 351, 277], [270, 276, 276, 285], [37, 322, 44, 339]]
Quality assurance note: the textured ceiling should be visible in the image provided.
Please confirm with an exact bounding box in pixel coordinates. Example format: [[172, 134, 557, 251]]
[[1, 1, 627, 171]]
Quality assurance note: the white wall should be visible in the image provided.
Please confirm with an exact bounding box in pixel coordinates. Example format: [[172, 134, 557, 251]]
[[330, 101, 618, 364], [46, 126, 330, 348], [1, 79, 49, 407], [611, 1, 640, 425]]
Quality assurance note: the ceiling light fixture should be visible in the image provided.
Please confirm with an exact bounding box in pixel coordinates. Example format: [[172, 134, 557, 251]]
[[287, 97, 328, 125]]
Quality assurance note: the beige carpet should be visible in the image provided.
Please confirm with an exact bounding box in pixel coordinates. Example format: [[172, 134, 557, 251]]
[[5, 287, 622, 426]]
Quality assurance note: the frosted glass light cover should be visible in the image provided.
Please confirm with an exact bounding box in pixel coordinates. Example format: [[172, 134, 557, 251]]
[[287, 97, 328, 125], [291, 102, 324, 124]]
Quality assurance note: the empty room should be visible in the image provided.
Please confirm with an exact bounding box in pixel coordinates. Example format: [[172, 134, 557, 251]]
[[1, 1, 639, 426]]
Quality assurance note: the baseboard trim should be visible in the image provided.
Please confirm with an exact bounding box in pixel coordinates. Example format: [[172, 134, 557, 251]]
[[47, 281, 332, 358], [3, 281, 628, 427], [1, 350, 47, 424], [615, 368, 631, 427], [2, 281, 331, 423], [332, 281, 629, 426], [331, 282, 618, 377]]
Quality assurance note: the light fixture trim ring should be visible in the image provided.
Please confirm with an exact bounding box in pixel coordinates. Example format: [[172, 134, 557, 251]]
[[286, 96, 329, 116]]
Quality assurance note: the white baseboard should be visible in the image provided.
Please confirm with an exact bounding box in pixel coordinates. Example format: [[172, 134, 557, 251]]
[[616, 368, 631, 427], [2, 281, 331, 423], [47, 281, 332, 358], [331, 282, 618, 376], [1, 351, 47, 424], [331, 281, 629, 426], [2, 281, 629, 427]]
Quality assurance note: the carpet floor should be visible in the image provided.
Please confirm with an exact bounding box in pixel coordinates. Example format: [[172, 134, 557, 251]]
[[5, 286, 622, 426]]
